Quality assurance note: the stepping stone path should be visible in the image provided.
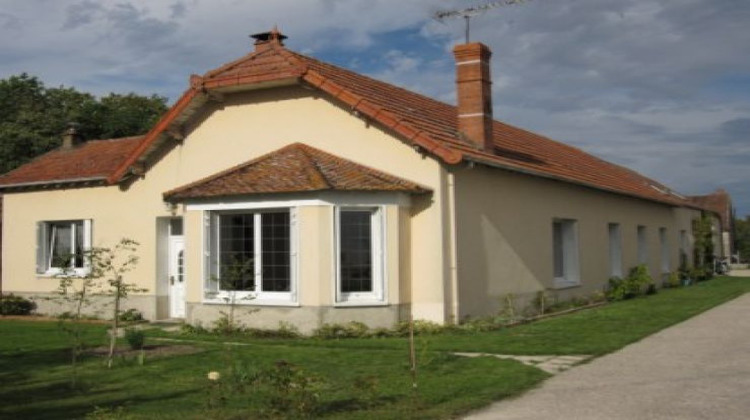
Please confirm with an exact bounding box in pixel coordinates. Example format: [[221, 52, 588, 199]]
[[453, 352, 590, 374]]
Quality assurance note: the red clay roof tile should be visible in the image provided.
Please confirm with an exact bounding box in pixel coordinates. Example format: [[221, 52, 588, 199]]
[[0, 136, 143, 188], [163, 143, 430, 200], [0, 35, 698, 209], [688, 189, 732, 228]]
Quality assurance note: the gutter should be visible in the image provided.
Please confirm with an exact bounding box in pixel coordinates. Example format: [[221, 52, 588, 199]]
[[0, 176, 108, 191]]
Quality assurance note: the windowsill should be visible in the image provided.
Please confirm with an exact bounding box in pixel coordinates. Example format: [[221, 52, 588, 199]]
[[202, 293, 299, 307], [37, 270, 90, 278], [334, 300, 389, 308], [552, 277, 581, 290]]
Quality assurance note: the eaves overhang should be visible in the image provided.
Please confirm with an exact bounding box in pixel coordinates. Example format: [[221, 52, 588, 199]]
[[0, 176, 108, 192]]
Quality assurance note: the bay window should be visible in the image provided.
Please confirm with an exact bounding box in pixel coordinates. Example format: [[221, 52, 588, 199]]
[[205, 209, 296, 303]]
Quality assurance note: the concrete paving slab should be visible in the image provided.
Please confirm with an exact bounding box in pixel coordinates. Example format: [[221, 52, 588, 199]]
[[464, 292, 750, 420]]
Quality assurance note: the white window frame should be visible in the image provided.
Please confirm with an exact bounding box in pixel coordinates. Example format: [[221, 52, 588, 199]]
[[36, 219, 92, 276], [659, 227, 670, 273], [608, 223, 623, 278], [203, 208, 299, 306], [334, 206, 386, 306], [637, 225, 648, 264], [552, 218, 580, 288]]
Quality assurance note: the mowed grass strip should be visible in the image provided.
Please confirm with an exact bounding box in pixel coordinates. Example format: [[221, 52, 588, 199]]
[[0, 320, 546, 419], [1, 276, 747, 419]]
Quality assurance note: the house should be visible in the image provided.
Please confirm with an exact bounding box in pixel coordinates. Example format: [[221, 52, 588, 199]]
[[0, 29, 727, 332], [688, 189, 734, 261]]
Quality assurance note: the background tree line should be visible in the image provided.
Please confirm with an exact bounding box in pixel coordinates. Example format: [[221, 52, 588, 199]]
[[0, 73, 168, 175], [733, 216, 750, 262]]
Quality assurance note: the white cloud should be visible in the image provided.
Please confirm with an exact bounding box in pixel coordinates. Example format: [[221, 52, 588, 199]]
[[0, 0, 748, 214]]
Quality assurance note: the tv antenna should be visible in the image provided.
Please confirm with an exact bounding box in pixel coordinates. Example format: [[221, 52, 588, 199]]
[[434, 0, 529, 43]]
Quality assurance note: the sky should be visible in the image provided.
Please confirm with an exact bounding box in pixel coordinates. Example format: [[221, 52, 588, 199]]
[[1, 0, 749, 215]]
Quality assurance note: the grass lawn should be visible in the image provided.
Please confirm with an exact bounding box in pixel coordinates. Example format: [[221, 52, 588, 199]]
[[1, 276, 748, 419]]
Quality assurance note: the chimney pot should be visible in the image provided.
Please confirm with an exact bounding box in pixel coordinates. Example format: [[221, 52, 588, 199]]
[[62, 122, 82, 149], [453, 42, 493, 151], [250, 26, 288, 52]]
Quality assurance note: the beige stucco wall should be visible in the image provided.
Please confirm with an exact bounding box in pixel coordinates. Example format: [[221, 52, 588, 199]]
[[1, 86, 450, 325], [452, 165, 702, 320]]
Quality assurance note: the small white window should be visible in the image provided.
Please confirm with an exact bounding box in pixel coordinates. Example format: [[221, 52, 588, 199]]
[[552, 219, 580, 287], [336, 207, 385, 304], [36, 220, 92, 275], [637, 225, 648, 264], [659, 227, 669, 272], [608, 223, 622, 277]]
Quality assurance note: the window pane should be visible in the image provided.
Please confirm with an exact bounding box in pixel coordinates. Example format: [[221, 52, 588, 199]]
[[340, 211, 373, 293], [261, 212, 291, 292], [50, 223, 73, 268], [170, 218, 183, 236], [218, 214, 255, 291], [73, 221, 84, 268], [552, 221, 564, 278]]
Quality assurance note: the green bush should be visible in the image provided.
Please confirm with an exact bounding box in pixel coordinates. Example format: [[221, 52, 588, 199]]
[[313, 321, 371, 339], [606, 265, 654, 301], [124, 328, 145, 350], [119, 308, 143, 323], [0, 294, 36, 315]]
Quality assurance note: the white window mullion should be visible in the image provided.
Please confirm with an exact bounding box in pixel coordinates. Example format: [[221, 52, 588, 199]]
[[48, 225, 57, 270], [290, 207, 299, 302], [69, 222, 77, 269], [254, 212, 262, 293]]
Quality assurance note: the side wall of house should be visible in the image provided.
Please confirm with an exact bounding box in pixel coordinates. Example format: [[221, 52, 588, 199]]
[[452, 165, 700, 320], [0, 86, 453, 329]]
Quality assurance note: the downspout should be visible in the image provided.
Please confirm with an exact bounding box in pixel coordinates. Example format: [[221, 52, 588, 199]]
[[447, 171, 459, 322]]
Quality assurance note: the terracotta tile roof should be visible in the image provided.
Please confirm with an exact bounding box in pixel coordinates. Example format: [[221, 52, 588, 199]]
[[170, 40, 690, 207], [0, 136, 143, 189], [688, 189, 732, 229], [163, 143, 430, 200], [2, 32, 699, 209]]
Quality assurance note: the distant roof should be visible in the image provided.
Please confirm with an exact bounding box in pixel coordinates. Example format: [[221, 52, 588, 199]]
[[0, 29, 698, 209], [164, 143, 429, 201], [688, 189, 732, 228], [0, 136, 142, 190]]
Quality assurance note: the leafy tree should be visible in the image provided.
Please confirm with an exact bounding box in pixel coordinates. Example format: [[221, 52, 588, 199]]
[[0, 74, 168, 174], [734, 216, 750, 262]]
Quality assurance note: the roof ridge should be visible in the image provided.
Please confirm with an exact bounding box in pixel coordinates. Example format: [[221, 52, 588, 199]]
[[294, 144, 333, 190]]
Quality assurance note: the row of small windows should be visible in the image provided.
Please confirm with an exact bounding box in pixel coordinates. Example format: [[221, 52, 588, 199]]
[[553, 220, 688, 286]]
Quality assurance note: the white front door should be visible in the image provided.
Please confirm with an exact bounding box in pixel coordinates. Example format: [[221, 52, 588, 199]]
[[169, 236, 186, 318]]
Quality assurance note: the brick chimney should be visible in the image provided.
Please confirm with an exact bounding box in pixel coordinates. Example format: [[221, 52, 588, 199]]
[[250, 26, 288, 52], [453, 42, 493, 151], [61, 123, 82, 149]]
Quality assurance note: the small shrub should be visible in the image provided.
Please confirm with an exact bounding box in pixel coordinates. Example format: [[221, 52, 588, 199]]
[[313, 321, 371, 339], [212, 312, 247, 335], [394, 319, 447, 336], [259, 360, 322, 418], [119, 308, 143, 323], [0, 294, 37, 315], [606, 265, 654, 301], [665, 271, 681, 288], [123, 328, 145, 350], [180, 322, 209, 335]]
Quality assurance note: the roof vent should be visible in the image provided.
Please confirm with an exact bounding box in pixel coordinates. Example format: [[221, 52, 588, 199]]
[[250, 26, 287, 52]]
